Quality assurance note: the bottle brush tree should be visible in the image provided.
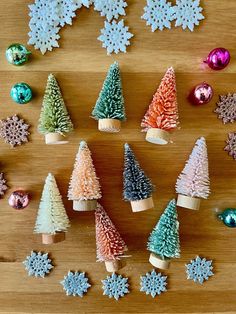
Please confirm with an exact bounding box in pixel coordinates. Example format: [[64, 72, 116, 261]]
[[91, 62, 126, 133], [141, 67, 179, 145], [38, 73, 74, 145], [123, 143, 154, 212], [34, 173, 70, 244], [68, 141, 102, 211], [147, 199, 180, 270], [176, 137, 210, 211], [95, 203, 128, 272]]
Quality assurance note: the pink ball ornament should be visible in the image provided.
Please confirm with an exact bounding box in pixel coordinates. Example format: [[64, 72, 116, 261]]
[[8, 190, 30, 209], [204, 48, 230, 70], [188, 82, 213, 106]]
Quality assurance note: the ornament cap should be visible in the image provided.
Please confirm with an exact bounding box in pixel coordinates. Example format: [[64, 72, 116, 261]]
[[149, 253, 170, 270], [130, 196, 154, 212], [42, 232, 65, 245], [146, 128, 170, 145], [45, 132, 68, 145], [98, 118, 121, 133], [73, 199, 97, 211], [177, 194, 201, 210], [105, 260, 120, 272]]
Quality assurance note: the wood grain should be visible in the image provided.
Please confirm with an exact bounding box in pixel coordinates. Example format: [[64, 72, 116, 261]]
[[0, 1, 236, 313]]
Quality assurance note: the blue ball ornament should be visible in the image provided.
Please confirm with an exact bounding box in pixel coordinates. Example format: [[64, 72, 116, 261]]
[[218, 208, 236, 228], [6, 44, 31, 66], [10, 83, 33, 104]]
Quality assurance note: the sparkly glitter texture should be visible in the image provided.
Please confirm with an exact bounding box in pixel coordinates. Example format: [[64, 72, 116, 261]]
[[61, 271, 91, 297], [102, 273, 129, 300], [23, 251, 53, 278], [215, 93, 236, 124], [0, 173, 8, 197], [225, 132, 236, 160], [186, 256, 214, 284], [140, 270, 167, 298]]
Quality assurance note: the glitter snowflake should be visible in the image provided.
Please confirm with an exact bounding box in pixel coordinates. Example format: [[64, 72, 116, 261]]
[[23, 251, 53, 278], [0, 115, 30, 147], [98, 19, 133, 55], [94, 0, 127, 22], [29, 0, 59, 30], [140, 270, 167, 298], [186, 256, 214, 284], [73, 0, 93, 9], [102, 273, 129, 300], [215, 93, 236, 124], [57, 0, 77, 27], [0, 173, 8, 197], [60, 271, 91, 297], [172, 0, 204, 32], [142, 0, 175, 32], [225, 132, 236, 160]]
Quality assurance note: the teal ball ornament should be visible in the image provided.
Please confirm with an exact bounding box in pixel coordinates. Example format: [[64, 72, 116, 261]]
[[10, 83, 33, 104], [218, 208, 236, 228], [6, 44, 31, 66]]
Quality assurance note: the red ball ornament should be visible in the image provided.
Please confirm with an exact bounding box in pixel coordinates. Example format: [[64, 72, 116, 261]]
[[204, 48, 230, 70], [188, 82, 213, 106], [8, 190, 30, 209]]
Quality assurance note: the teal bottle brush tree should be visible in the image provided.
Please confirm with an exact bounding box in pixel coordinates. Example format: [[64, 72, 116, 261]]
[[38, 74, 74, 144], [175, 137, 210, 211], [123, 143, 154, 212], [91, 62, 126, 133], [34, 173, 70, 244], [147, 199, 180, 270], [68, 141, 102, 211]]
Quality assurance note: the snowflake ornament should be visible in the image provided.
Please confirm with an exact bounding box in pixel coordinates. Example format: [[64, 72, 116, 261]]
[[73, 0, 93, 9], [140, 270, 167, 298], [98, 19, 133, 55], [61, 271, 91, 297], [0, 115, 30, 147], [57, 0, 77, 27], [186, 256, 214, 284], [29, 0, 59, 30], [23, 251, 53, 278], [94, 0, 127, 22], [225, 132, 236, 160], [0, 173, 8, 197], [142, 0, 175, 32], [102, 273, 129, 300], [215, 94, 236, 124], [172, 0, 204, 32]]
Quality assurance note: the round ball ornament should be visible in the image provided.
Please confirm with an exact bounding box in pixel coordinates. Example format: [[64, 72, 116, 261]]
[[218, 208, 236, 228], [188, 82, 213, 106], [6, 44, 31, 66], [8, 190, 30, 210], [10, 83, 33, 104], [204, 48, 230, 70]]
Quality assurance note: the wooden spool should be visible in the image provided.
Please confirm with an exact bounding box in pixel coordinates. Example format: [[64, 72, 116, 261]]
[[149, 253, 170, 270], [98, 119, 121, 133], [177, 194, 201, 211], [130, 196, 154, 212], [45, 133, 68, 145], [146, 128, 170, 145], [42, 232, 65, 245], [73, 199, 97, 211], [105, 260, 120, 272]]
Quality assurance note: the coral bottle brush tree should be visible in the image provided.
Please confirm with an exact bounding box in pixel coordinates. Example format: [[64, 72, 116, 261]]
[[123, 143, 154, 212], [148, 199, 180, 270], [95, 203, 128, 272], [141, 67, 179, 145], [176, 137, 210, 210], [34, 173, 70, 244], [68, 141, 102, 211], [91, 62, 126, 133], [38, 73, 74, 144]]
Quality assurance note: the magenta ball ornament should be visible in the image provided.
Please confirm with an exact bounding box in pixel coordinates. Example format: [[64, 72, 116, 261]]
[[8, 190, 30, 209], [204, 48, 230, 70], [188, 82, 214, 106]]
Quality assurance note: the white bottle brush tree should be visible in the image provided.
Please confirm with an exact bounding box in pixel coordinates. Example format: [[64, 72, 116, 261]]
[[176, 137, 210, 210], [38, 73, 74, 145], [34, 173, 70, 245], [68, 141, 102, 211]]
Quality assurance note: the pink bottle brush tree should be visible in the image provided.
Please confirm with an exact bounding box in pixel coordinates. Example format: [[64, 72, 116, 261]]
[[95, 203, 128, 272], [176, 137, 210, 210]]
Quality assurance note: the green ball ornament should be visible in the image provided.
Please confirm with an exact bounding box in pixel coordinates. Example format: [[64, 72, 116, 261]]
[[218, 208, 236, 228], [10, 83, 33, 104], [6, 44, 31, 66]]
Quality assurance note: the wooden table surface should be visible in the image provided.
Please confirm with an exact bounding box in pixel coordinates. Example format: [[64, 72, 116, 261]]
[[0, 1, 236, 313]]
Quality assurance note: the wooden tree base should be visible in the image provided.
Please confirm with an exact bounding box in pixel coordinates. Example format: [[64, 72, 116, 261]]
[[105, 260, 120, 272], [73, 199, 97, 211], [149, 253, 170, 270], [130, 196, 154, 212], [98, 119, 121, 133], [45, 133, 68, 145], [42, 232, 65, 244], [177, 194, 201, 210], [146, 128, 170, 145]]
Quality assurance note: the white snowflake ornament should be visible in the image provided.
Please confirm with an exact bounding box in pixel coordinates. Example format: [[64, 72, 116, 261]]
[[73, 0, 93, 9], [142, 0, 175, 32], [94, 0, 127, 22], [56, 0, 77, 27], [186, 256, 214, 284], [102, 273, 129, 300], [140, 270, 167, 298], [98, 19, 133, 55], [61, 271, 91, 297], [29, 0, 59, 30], [172, 0, 204, 31]]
